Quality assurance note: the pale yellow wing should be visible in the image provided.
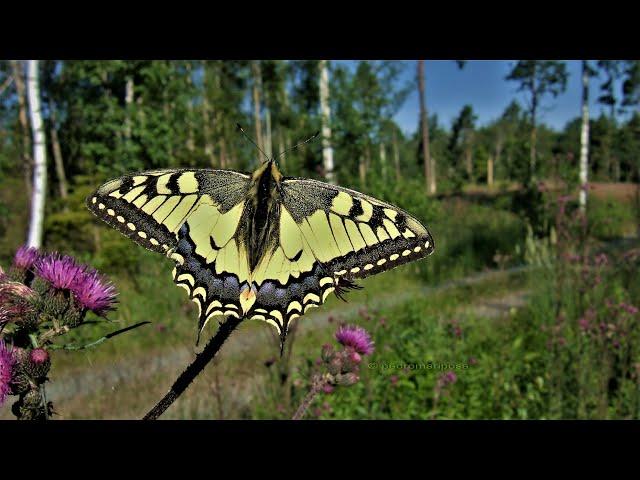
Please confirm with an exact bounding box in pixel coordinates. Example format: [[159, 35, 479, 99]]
[[87, 169, 252, 332]]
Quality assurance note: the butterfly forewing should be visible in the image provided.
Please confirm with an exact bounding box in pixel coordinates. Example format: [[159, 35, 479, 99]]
[[87, 169, 253, 331], [281, 178, 434, 278]]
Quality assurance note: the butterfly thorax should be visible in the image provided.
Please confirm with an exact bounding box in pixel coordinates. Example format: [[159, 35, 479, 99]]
[[244, 160, 283, 272]]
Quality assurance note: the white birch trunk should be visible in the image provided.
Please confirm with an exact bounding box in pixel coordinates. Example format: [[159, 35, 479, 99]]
[[579, 61, 590, 214], [124, 76, 134, 140], [319, 60, 335, 183], [26, 60, 47, 248]]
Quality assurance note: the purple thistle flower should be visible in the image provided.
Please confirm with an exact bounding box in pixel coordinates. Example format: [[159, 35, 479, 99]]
[[335, 325, 375, 356], [35, 253, 87, 290], [35, 253, 117, 315], [0, 340, 16, 406], [13, 246, 40, 270], [70, 269, 117, 315]]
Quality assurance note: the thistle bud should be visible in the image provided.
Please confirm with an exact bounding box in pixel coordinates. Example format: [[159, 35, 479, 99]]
[[327, 357, 342, 376], [62, 299, 84, 327], [31, 276, 51, 297], [43, 290, 71, 318], [348, 350, 362, 365], [322, 384, 334, 394], [335, 372, 359, 386], [321, 343, 334, 362], [9, 371, 31, 395], [25, 348, 50, 380]]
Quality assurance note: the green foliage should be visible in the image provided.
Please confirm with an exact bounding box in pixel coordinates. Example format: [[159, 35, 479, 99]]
[[420, 199, 526, 282], [588, 195, 638, 239]]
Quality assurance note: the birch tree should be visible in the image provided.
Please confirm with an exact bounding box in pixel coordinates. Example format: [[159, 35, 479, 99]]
[[319, 60, 335, 183], [579, 61, 592, 214], [26, 60, 47, 248]]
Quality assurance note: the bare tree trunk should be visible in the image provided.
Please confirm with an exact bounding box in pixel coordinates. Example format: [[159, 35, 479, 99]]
[[277, 129, 286, 169], [26, 60, 47, 249], [11, 60, 32, 199], [319, 60, 335, 183], [417, 60, 435, 195], [494, 134, 503, 183], [530, 67, 538, 182], [465, 146, 473, 180], [392, 130, 401, 182], [162, 92, 175, 161], [579, 61, 590, 214], [229, 139, 239, 169], [219, 137, 227, 169], [185, 63, 195, 154], [251, 61, 265, 155], [487, 155, 494, 187], [265, 101, 273, 158], [49, 107, 68, 199], [359, 156, 366, 187], [364, 144, 372, 182], [201, 64, 216, 168], [124, 76, 134, 140], [379, 142, 387, 180]]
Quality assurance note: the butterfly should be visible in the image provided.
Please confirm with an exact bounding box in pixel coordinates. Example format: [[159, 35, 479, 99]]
[[86, 148, 435, 350]]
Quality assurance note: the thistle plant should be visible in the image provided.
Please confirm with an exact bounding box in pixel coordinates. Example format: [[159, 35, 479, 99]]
[[292, 324, 375, 420], [0, 246, 148, 420]]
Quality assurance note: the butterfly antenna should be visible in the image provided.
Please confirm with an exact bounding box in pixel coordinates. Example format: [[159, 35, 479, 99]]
[[277, 131, 321, 159], [236, 123, 270, 162]]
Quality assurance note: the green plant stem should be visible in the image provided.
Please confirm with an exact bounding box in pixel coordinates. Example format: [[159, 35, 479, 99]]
[[292, 384, 321, 420], [52, 321, 151, 350], [143, 317, 242, 420]]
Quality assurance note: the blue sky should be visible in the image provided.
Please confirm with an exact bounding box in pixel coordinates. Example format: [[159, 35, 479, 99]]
[[338, 60, 626, 136]]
